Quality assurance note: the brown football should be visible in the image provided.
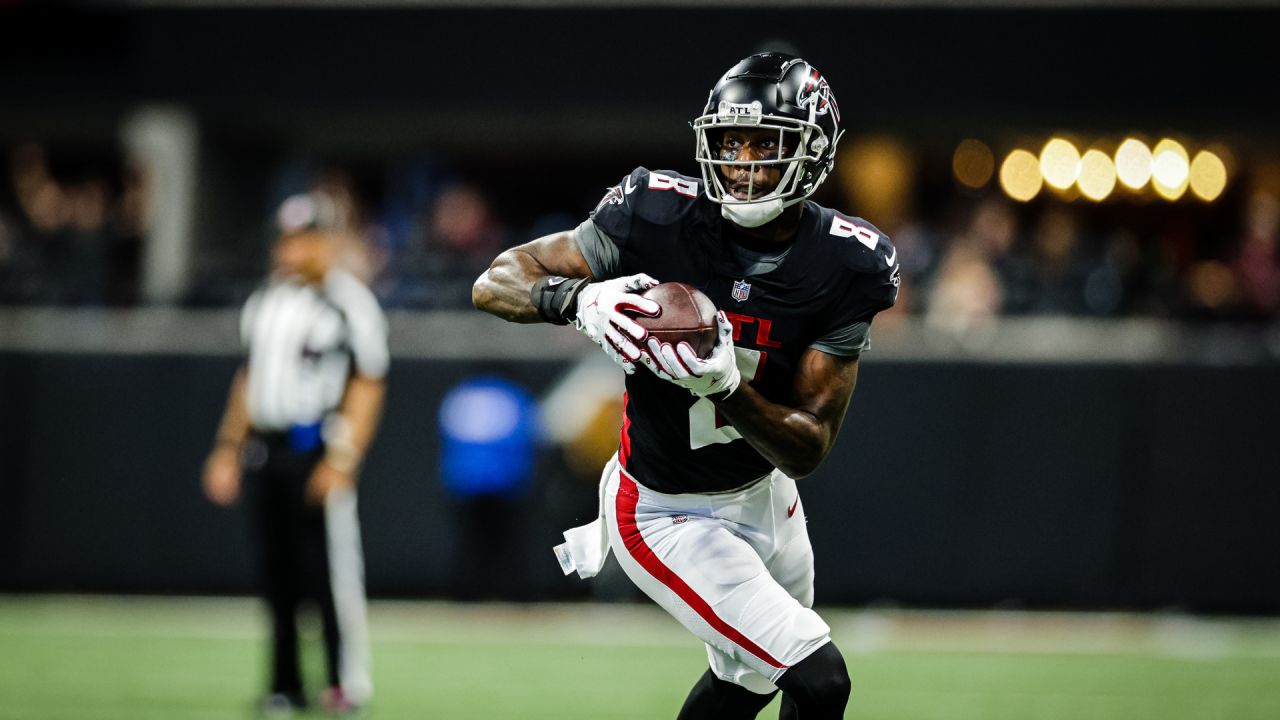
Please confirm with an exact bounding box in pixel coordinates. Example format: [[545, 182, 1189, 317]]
[[632, 282, 719, 359]]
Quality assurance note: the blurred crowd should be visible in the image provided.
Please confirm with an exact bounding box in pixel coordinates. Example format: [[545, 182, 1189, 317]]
[[903, 191, 1280, 343], [3, 140, 1279, 325], [0, 143, 146, 306]]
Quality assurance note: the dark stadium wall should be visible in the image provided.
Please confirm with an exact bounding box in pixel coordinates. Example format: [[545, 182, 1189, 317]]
[[3, 7, 1280, 136], [1, 352, 1277, 614]]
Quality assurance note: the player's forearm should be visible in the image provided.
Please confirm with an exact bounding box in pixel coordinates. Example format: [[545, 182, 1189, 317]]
[[213, 368, 251, 450], [473, 248, 553, 323], [713, 384, 832, 479]]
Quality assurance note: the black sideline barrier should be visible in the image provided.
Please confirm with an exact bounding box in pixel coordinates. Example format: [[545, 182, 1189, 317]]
[[1, 352, 1277, 613]]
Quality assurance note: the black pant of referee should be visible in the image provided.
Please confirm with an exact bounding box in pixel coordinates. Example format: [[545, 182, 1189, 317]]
[[247, 431, 347, 705]]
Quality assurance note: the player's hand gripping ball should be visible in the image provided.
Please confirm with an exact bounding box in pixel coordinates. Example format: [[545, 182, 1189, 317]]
[[630, 282, 719, 358], [641, 302, 741, 400], [573, 273, 662, 374]]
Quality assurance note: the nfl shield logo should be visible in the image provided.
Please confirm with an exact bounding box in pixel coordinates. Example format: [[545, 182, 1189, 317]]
[[731, 279, 751, 302]]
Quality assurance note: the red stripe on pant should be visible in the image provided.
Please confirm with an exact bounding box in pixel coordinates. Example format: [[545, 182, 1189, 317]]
[[618, 392, 632, 469], [614, 471, 786, 670]]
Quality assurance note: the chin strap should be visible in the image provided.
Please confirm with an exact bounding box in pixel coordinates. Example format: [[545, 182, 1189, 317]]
[[721, 196, 785, 228]]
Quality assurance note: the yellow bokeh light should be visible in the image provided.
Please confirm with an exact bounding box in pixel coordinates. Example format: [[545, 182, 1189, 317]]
[[1039, 138, 1081, 190], [1114, 138, 1153, 190], [953, 139, 995, 189], [1205, 143, 1236, 177], [1077, 150, 1117, 201], [1154, 180, 1187, 201], [1151, 138, 1189, 200], [1189, 150, 1228, 202], [1000, 149, 1043, 202], [839, 136, 914, 230]]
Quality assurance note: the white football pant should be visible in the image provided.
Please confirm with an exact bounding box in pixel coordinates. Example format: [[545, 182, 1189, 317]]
[[601, 453, 832, 694]]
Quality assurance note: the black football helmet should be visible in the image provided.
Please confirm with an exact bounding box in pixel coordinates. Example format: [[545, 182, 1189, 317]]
[[693, 52, 843, 226]]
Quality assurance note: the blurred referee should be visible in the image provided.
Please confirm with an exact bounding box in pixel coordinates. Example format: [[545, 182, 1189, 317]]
[[202, 191, 388, 716]]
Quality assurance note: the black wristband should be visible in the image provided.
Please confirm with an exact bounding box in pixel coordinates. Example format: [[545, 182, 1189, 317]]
[[531, 276, 591, 325], [707, 386, 737, 403]]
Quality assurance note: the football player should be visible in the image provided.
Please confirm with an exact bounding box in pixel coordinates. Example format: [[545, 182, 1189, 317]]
[[473, 52, 898, 719]]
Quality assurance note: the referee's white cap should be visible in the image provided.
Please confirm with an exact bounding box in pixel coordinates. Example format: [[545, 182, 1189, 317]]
[[276, 192, 345, 236]]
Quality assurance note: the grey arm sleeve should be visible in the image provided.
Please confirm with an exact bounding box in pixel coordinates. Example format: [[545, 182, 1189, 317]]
[[573, 219, 621, 280], [808, 321, 872, 358]]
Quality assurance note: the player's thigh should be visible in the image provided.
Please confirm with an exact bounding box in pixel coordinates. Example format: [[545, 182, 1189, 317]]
[[765, 474, 817, 609], [767, 531, 816, 609]]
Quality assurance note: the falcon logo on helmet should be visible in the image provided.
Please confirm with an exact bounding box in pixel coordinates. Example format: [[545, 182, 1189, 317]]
[[796, 65, 840, 124], [692, 52, 845, 228]]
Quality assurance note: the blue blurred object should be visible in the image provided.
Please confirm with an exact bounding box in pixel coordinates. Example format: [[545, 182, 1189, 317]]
[[288, 422, 323, 453], [438, 376, 537, 499]]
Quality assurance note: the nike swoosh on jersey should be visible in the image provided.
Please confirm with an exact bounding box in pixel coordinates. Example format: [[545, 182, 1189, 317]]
[[884, 246, 897, 268], [787, 497, 800, 518], [624, 176, 637, 194]]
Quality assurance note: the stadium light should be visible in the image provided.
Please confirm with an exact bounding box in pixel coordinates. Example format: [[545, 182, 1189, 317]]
[[1152, 138, 1190, 200], [1000, 149, 1043, 202], [1039, 138, 1081, 190], [953, 139, 995, 189], [1114, 138, 1153, 190], [1077, 150, 1117, 201], [1189, 150, 1228, 202]]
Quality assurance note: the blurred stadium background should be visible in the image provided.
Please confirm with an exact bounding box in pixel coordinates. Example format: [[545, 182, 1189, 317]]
[[2, 1, 1279, 718]]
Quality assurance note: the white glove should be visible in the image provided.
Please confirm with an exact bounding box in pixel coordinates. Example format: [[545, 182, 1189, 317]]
[[641, 311, 741, 399], [573, 273, 661, 374]]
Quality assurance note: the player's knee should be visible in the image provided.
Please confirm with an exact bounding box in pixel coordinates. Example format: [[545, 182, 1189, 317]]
[[778, 642, 850, 706]]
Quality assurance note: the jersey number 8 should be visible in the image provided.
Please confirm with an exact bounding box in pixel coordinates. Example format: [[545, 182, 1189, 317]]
[[688, 347, 763, 449]]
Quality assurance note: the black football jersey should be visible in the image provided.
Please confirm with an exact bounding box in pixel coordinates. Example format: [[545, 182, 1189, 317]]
[[588, 166, 899, 494]]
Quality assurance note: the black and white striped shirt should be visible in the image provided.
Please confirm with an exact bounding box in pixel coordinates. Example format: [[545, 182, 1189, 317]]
[[240, 269, 388, 431]]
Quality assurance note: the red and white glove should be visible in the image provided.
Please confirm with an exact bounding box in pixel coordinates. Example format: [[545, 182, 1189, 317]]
[[641, 311, 741, 399], [573, 273, 661, 374]]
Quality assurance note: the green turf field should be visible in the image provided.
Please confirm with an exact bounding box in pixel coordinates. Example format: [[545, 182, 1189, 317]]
[[1, 596, 1278, 720]]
